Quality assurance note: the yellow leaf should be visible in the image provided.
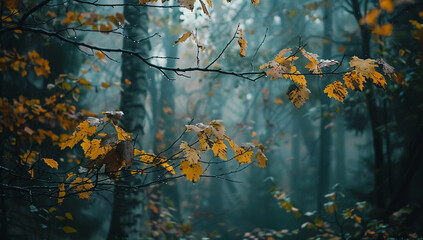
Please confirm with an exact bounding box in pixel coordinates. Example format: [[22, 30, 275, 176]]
[[49, 207, 56, 213], [66, 172, 76, 181], [198, 134, 210, 152], [59, 121, 97, 150], [101, 82, 111, 88], [47, 10, 57, 18], [251, 0, 259, 7], [360, 8, 380, 26], [116, 12, 125, 25], [288, 85, 310, 108], [81, 138, 111, 159], [343, 71, 366, 91], [289, 71, 307, 86], [238, 38, 247, 57], [180, 141, 200, 164], [63, 226, 78, 233], [225, 136, 239, 153], [209, 120, 225, 139], [301, 49, 321, 74], [124, 78, 131, 85], [372, 23, 393, 36], [65, 212, 73, 220], [174, 31, 192, 45], [69, 177, 94, 200], [95, 51, 105, 60], [380, 0, 394, 13], [212, 139, 227, 160], [322, 38, 331, 44], [274, 98, 283, 104], [255, 150, 268, 168], [160, 162, 176, 174], [206, 0, 212, 7], [349, 56, 378, 78], [180, 160, 202, 182], [19, 150, 39, 166], [370, 71, 386, 89], [199, 0, 210, 18], [113, 123, 132, 141], [43, 158, 58, 169], [324, 81, 348, 102], [58, 183, 65, 205], [262, 88, 269, 94], [235, 147, 253, 164]]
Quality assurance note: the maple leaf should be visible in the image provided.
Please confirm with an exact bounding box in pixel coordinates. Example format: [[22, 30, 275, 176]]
[[81, 138, 111, 159], [377, 58, 395, 76], [180, 141, 200, 164], [349, 56, 378, 78], [58, 183, 65, 205], [43, 158, 58, 169], [198, 134, 210, 152], [343, 71, 366, 91], [286, 66, 307, 86], [60, 121, 97, 150], [255, 150, 267, 168], [324, 81, 348, 102], [260, 48, 297, 80], [302, 49, 321, 74], [235, 147, 253, 164], [209, 120, 225, 139], [180, 160, 202, 182], [369, 71, 387, 89], [69, 177, 94, 200], [287, 84, 311, 108], [212, 139, 227, 160], [177, 0, 196, 11]]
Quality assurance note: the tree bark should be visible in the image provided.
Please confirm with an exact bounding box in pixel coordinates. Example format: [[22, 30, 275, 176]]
[[317, 0, 333, 214], [107, 2, 150, 239]]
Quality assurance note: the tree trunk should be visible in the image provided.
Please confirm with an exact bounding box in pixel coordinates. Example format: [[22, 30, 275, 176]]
[[317, 0, 333, 214], [350, 0, 386, 215], [107, 2, 150, 239]]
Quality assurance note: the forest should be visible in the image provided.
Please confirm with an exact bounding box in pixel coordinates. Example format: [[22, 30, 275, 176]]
[[1, 0, 423, 239]]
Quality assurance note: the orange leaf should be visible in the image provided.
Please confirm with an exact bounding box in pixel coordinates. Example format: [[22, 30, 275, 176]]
[[43, 158, 58, 169]]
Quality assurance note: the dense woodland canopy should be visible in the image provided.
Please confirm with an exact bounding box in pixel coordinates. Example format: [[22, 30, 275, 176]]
[[1, 0, 423, 239]]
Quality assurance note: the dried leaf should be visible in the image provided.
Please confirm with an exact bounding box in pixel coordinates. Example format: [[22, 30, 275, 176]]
[[287, 84, 310, 108], [180, 160, 202, 182], [180, 141, 200, 164], [324, 81, 348, 102], [174, 31, 192, 45], [43, 158, 58, 169]]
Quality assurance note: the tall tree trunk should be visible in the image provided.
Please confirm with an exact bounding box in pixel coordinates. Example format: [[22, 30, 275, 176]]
[[335, 114, 346, 185], [107, 2, 150, 239], [317, 1, 333, 214], [350, 0, 386, 216]]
